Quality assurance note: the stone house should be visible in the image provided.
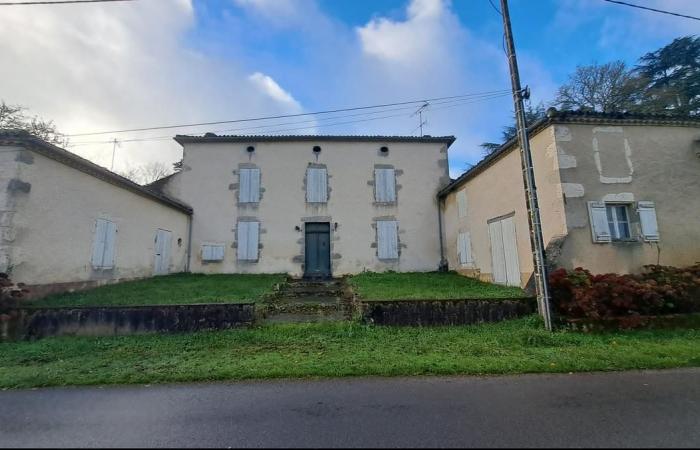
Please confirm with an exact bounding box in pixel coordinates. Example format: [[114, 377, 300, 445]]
[[0, 130, 192, 297], [439, 110, 700, 287], [153, 135, 454, 278]]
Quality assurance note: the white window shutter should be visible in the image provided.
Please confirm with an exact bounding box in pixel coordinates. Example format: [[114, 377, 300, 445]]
[[306, 168, 327, 203], [375, 168, 396, 203], [588, 201, 611, 243], [237, 222, 259, 261], [377, 220, 399, 260], [102, 221, 116, 269], [202, 244, 225, 261], [246, 221, 259, 260], [239, 168, 260, 203], [638, 201, 659, 242], [458, 232, 472, 265], [457, 190, 467, 218], [91, 219, 107, 268]]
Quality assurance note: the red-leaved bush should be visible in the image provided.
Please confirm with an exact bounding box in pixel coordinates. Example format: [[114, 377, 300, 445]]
[[549, 264, 700, 319]]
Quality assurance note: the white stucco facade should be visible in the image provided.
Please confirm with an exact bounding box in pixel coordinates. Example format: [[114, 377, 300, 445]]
[[440, 112, 700, 288], [159, 136, 453, 277], [0, 133, 191, 296]]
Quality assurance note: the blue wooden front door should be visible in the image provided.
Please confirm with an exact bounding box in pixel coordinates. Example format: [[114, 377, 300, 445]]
[[304, 222, 331, 278]]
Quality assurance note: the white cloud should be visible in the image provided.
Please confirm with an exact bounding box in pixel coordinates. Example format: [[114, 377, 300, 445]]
[[248, 72, 302, 110], [0, 0, 305, 174]]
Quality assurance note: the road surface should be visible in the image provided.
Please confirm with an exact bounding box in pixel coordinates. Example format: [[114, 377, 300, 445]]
[[2, 369, 699, 448]]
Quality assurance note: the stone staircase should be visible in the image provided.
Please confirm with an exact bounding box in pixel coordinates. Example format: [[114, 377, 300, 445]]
[[260, 277, 356, 324]]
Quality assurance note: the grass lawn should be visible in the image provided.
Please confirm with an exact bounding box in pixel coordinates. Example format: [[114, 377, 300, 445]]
[[1, 316, 699, 389], [28, 273, 286, 308], [349, 271, 527, 300]]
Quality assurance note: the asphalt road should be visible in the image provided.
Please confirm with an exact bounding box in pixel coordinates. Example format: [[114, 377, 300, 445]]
[[2, 369, 699, 448]]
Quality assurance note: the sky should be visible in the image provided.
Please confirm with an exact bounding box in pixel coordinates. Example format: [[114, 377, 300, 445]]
[[1, 0, 698, 178]]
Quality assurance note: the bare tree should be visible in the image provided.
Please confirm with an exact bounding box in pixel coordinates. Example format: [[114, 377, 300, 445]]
[[554, 61, 638, 113], [0, 101, 68, 147], [118, 161, 173, 185]]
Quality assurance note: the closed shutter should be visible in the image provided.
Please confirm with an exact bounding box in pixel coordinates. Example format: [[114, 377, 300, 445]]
[[92, 218, 116, 269], [458, 232, 472, 265], [457, 190, 467, 218], [237, 221, 260, 261], [202, 244, 225, 262], [306, 168, 328, 203], [102, 220, 116, 269], [637, 201, 659, 242], [489, 220, 506, 284], [588, 201, 612, 243], [91, 219, 107, 268], [500, 216, 520, 286], [239, 168, 260, 203], [377, 220, 399, 260], [374, 168, 396, 203]]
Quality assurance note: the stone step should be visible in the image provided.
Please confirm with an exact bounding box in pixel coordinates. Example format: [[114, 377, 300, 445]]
[[262, 310, 347, 324]]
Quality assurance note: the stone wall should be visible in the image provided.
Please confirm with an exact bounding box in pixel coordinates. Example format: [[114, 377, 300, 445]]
[[362, 298, 535, 326], [3, 303, 255, 340]]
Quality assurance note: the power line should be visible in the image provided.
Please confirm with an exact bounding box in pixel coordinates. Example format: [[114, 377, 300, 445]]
[[601, 0, 700, 21], [0, 0, 131, 5], [66, 92, 512, 147], [65, 90, 511, 137]]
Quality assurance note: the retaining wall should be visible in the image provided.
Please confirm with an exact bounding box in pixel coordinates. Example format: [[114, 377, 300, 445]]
[[2, 303, 255, 341], [362, 298, 535, 326]]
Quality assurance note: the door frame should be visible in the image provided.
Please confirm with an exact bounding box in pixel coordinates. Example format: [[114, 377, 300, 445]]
[[303, 222, 332, 279]]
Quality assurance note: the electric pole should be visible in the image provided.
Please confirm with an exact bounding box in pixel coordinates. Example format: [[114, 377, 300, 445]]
[[499, 0, 553, 330], [110, 138, 119, 172]]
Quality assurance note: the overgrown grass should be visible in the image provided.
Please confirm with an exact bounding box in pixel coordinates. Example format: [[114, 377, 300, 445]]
[[349, 271, 526, 300], [1, 316, 698, 389], [28, 273, 286, 307]]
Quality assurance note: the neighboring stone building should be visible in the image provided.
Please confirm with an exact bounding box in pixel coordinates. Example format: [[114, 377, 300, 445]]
[[154, 135, 454, 278], [0, 130, 192, 297], [439, 110, 700, 287]]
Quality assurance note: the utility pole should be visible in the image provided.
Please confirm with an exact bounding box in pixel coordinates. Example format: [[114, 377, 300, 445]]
[[499, 0, 553, 330]]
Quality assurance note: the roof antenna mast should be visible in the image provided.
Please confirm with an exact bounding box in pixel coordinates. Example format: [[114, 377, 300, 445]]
[[500, 0, 553, 331]]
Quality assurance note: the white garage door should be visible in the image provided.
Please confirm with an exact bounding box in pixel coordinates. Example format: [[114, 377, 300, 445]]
[[488, 215, 521, 286]]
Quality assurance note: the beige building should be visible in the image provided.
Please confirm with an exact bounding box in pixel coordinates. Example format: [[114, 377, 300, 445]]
[[0, 130, 192, 296], [439, 110, 700, 288], [154, 135, 454, 278]]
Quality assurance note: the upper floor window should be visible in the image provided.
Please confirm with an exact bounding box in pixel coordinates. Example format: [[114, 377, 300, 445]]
[[456, 189, 467, 218], [306, 167, 328, 203], [374, 168, 396, 203], [239, 167, 260, 203], [606, 204, 631, 240]]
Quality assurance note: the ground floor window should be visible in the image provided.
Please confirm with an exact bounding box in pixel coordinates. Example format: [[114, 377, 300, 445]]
[[606, 204, 631, 240]]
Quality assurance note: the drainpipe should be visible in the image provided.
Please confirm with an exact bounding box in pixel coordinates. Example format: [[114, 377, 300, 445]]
[[437, 195, 448, 272], [185, 214, 193, 273]]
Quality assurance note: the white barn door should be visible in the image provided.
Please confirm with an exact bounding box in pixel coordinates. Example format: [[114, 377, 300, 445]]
[[488, 216, 521, 286], [154, 229, 172, 275]]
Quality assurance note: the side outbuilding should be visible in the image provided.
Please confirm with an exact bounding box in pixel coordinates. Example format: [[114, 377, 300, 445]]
[[0, 130, 192, 298]]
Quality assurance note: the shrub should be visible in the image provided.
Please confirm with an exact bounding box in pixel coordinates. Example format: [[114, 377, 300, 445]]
[[549, 264, 700, 319]]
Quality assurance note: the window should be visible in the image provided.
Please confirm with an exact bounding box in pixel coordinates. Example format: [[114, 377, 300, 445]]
[[458, 232, 473, 265], [377, 220, 399, 260], [237, 221, 260, 261], [239, 168, 260, 203], [306, 167, 328, 203], [606, 204, 631, 240], [374, 168, 396, 203], [201, 244, 225, 262], [457, 190, 467, 219], [91, 218, 116, 269]]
